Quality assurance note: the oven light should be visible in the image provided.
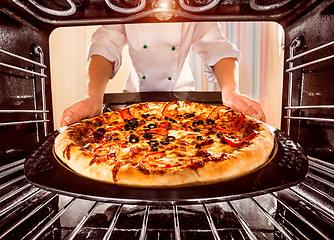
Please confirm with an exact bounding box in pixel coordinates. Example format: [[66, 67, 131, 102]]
[[152, 0, 176, 21]]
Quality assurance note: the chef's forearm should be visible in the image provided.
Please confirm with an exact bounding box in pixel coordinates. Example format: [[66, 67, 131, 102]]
[[86, 55, 114, 101], [213, 57, 240, 94]]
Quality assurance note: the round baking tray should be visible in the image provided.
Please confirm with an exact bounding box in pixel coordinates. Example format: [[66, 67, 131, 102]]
[[24, 125, 308, 205]]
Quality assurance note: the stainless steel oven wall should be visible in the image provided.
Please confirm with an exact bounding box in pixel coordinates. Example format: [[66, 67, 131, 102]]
[[280, 0, 334, 162], [0, 4, 53, 163]]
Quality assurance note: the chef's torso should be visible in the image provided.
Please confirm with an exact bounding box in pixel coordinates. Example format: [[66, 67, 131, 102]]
[[88, 22, 240, 93], [123, 23, 195, 92]]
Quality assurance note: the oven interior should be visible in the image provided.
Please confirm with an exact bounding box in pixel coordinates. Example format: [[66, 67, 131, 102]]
[[0, 0, 333, 239]]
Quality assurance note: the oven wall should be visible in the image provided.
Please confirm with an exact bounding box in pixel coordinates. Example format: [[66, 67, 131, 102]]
[[281, 1, 334, 161], [0, 10, 53, 163]]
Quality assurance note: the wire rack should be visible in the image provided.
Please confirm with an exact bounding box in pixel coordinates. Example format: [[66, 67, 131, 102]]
[[0, 156, 333, 240]]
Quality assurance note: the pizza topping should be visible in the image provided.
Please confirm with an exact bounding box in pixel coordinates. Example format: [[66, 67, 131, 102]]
[[128, 134, 139, 143], [143, 133, 153, 140], [185, 113, 195, 119], [192, 120, 204, 127], [112, 162, 123, 182], [206, 119, 215, 125], [162, 101, 179, 119], [63, 143, 75, 160], [220, 130, 259, 148], [207, 105, 225, 119], [120, 108, 133, 120], [197, 135, 204, 141], [232, 112, 246, 130], [147, 123, 157, 129], [164, 117, 177, 123], [147, 127, 169, 136], [188, 159, 205, 170], [165, 136, 176, 142], [147, 140, 159, 147], [124, 119, 139, 131]]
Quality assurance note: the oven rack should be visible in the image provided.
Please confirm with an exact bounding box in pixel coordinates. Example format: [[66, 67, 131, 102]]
[[10, 0, 307, 26], [285, 39, 334, 135], [0, 157, 333, 240], [0, 47, 49, 141]]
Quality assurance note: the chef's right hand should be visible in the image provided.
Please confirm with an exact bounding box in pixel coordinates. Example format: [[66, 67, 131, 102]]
[[61, 96, 103, 127]]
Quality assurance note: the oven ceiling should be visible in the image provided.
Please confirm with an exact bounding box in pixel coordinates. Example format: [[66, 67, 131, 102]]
[[1, 0, 322, 29]]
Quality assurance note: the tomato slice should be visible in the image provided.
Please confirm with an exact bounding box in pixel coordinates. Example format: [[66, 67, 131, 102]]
[[120, 108, 133, 120]]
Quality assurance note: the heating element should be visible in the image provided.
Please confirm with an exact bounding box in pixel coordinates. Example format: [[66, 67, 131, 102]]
[[1, 0, 334, 239]]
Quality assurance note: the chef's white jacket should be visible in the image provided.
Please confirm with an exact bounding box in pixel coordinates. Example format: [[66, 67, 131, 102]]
[[88, 22, 240, 92]]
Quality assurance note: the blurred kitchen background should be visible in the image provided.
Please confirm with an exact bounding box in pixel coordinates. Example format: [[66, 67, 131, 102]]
[[49, 22, 284, 129]]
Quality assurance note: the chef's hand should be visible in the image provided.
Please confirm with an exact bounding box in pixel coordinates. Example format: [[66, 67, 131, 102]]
[[222, 91, 266, 122], [61, 96, 103, 127]]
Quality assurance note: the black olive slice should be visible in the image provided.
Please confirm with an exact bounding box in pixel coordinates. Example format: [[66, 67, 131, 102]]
[[143, 133, 153, 140], [148, 140, 159, 147], [147, 123, 157, 129], [197, 135, 204, 140], [129, 134, 139, 143], [206, 119, 215, 125], [185, 113, 195, 119], [160, 140, 169, 145], [165, 136, 176, 142]]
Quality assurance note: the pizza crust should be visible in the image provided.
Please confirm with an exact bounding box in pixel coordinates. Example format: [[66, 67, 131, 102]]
[[54, 110, 274, 188]]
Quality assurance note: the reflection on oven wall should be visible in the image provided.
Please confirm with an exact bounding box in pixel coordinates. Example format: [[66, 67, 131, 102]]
[[49, 22, 284, 130]]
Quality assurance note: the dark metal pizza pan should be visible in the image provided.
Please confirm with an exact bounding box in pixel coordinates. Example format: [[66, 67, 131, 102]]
[[24, 125, 308, 205]]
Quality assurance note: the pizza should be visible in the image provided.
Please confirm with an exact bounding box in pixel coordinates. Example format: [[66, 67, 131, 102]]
[[54, 101, 274, 188]]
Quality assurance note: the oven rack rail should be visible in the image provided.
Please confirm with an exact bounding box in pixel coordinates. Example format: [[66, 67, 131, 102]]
[[285, 39, 334, 134], [0, 47, 49, 140], [0, 157, 333, 240], [10, 0, 306, 26]]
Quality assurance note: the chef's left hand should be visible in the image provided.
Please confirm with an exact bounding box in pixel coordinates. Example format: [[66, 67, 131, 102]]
[[222, 91, 266, 122]]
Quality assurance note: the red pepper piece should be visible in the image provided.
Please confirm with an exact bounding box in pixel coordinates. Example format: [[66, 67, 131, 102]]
[[147, 127, 169, 136], [207, 105, 226, 119], [144, 151, 164, 158], [221, 130, 259, 148], [158, 122, 171, 129], [120, 108, 133, 120], [162, 163, 180, 169], [221, 135, 243, 148], [140, 151, 164, 165], [232, 112, 246, 129], [243, 130, 259, 141], [162, 101, 178, 118]]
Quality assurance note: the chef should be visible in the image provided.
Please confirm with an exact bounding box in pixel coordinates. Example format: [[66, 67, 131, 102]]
[[61, 22, 266, 126]]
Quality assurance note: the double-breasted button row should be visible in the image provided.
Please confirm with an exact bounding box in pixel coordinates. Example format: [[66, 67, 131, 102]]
[[143, 45, 176, 51], [142, 75, 172, 81], [141, 44, 176, 81]]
